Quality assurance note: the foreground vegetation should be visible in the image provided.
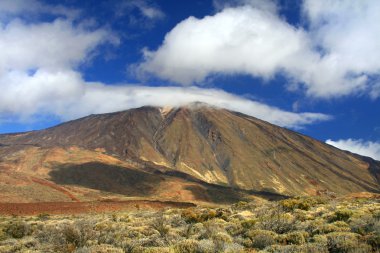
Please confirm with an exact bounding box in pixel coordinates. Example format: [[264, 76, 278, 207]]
[[0, 196, 379, 252]]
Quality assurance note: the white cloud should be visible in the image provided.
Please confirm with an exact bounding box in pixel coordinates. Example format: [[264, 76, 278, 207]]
[[0, 69, 330, 128], [0, 0, 79, 20], [117, 0, 165, 21], [0, 19, 115, 74], [0, 0, 330, 130], [370, 82, 380, 99], [326, 139, 380, 161], [138, 6, 313, 84], [138, 0, 380, 99], [213, 0, 278, 13]]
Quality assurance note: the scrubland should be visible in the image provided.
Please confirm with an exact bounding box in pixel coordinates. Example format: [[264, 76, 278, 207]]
[[0, 196, 379, 253]]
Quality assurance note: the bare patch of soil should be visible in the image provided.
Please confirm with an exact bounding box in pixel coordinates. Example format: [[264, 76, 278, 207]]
[[0, 200, 196, 216]]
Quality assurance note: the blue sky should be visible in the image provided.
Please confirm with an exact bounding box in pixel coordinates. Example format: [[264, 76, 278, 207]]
[[0, 0, 379, 160]]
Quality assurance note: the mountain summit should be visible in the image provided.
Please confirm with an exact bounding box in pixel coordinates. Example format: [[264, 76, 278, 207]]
[[0, 103, 379, 203]]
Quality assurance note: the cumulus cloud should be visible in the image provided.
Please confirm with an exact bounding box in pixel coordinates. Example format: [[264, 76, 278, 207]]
[[0, 19, 115, 75], [137, 0, 380, 99], [326, 139, 380, 161]]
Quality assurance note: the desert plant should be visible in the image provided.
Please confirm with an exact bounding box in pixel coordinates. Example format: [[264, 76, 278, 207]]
[[4, 220, 30, 239], [246, 229, 277, 249], [280, 197, 326, 212], [329, 209, 353, 222], [212, 232, 233, 251], [62, 220, 97, 249], [151, 213, 170, 237], [282, 231, 308, 245], [174, 239, 199, 253], [37, 213, 50, 221], [258, 211, 295, 234], [326, 232, 369, 253], [241, 219, 257, 230]]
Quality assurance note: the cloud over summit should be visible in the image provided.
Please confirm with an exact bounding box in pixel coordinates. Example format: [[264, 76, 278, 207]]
[[138, 0, 380, 99], [0, 0, 332, 129]]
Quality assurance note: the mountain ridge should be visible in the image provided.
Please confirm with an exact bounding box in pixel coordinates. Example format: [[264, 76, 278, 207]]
[[0, 103, 379, 203]]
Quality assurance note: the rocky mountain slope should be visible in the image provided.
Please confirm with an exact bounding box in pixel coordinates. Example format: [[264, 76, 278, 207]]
[[0, 103, 379, 202]]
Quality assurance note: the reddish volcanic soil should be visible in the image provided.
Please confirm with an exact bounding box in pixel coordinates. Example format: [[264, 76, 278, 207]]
[[0, 200, 196, 216]]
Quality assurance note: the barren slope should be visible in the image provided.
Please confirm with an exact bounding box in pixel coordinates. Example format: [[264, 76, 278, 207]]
[[0, 103, 379, 200]]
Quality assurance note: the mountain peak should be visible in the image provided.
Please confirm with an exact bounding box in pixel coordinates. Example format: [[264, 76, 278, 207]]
[[1, 104, 379, 200]]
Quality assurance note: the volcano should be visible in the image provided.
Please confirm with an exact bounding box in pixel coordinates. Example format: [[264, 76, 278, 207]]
[[0, 103, 379, 204]]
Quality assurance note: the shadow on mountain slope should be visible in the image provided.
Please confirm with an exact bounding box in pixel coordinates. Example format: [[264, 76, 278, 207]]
[[49, 162, 164, 197], [48, 162, 288, 204]]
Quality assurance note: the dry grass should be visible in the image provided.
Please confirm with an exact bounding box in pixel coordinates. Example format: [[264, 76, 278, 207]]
[[0, 196, 378, 252]]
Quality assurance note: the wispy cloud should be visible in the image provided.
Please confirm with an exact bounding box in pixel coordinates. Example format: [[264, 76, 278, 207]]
[[114, 0, 165, 28], [326, 139, 380, 160], [137, 0, 380, 99], [0, 0, 80, 20]]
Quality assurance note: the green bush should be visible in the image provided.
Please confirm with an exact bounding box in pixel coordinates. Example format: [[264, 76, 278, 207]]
[[310, 221, 351, 235], [349, 214, 378, 235], [365, 233, 380, 251], [282, 231, 308, 245], [258, 212, 295, 234], [212, 232, 232, 251], [326, 232, 367, 253], [246, 229, 277, 249], [330, 209, 353, 222], [241, 219, 256, 230], [280, 197, 326, 212], [4, 221, 30, 239], [266, 243, 328, 253], [37, 213, 50, 221], [0, 229, 7, 241], [62, 221, 96, 249], [174, 239, 199, 253], [151, 214, 170, 237], [181, 208, 230, 224]]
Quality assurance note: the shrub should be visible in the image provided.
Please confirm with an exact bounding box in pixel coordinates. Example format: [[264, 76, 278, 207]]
[[181, 208, 229, 224], [266, 243, 328, 253], [280, 197, 326, 212], [139, 247, 174, 253], [62, 221, 96, 249], [310, 221, 350, 235], [181, 209, 201, 224], [37, 213, 50, 221], [151, 214, 169, 237], [241, 219, 257, 230], [349, 214, 377, 235], [197, 239, 216, 253], [4, 221, 30, 239], [212, 232, 232, 251], [232, 201, 249, 210], [202, 219, 225, 239], [225, 221, 244, 236], [174, 239, 199, 253], [329, 209, 353, 222], [258, 212, 295, 234], [326, 232, 368, 253], [223, 242, 245, 253], [246, 229, 277, 249], [282, 231, 308, 245], [85, 244, 124, 252]]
